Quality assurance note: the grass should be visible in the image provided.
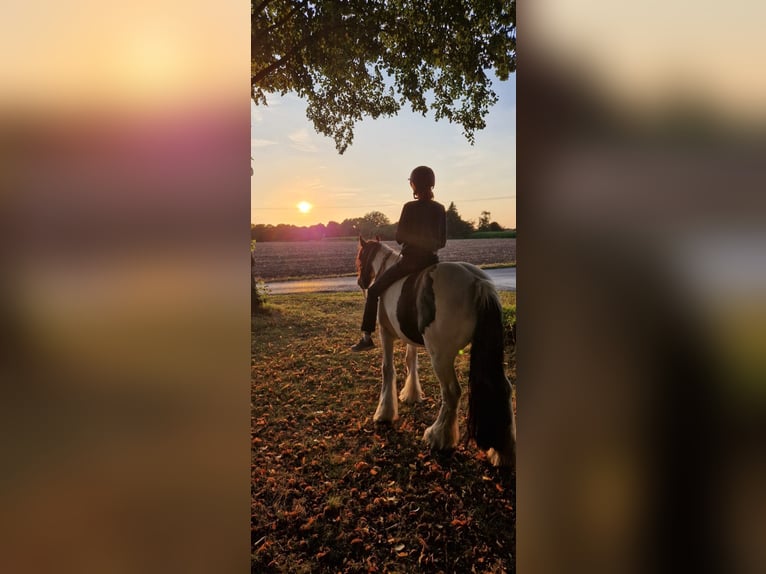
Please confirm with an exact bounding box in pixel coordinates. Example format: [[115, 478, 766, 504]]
[[261, 272, 359, 282], [470, 230, 516, 239], [480, 262, 517, 270], [252, 292, 515, 573], [261, 263, 515, 283]]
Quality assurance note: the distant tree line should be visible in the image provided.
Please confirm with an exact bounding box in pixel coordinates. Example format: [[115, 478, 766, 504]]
[[252, 203, 510, 242]]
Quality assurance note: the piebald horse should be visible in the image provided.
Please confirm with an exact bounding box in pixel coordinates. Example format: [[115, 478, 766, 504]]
[[355, 237, 516, 467]]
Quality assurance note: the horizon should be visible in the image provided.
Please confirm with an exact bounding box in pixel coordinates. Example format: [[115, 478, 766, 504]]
[[251, 75, 516, 228], [250, 210, 517, 231]]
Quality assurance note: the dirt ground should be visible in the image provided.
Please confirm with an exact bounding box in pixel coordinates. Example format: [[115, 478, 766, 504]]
[[252, 292, 516, 573]]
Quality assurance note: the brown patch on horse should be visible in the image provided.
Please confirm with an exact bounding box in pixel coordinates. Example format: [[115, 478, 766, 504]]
[[356, 241, 380, 272], [356, 241, 382, 288], [396, 265, 437, 345]]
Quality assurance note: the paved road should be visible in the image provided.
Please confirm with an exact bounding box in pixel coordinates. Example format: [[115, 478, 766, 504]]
[[265, 267, 516, 294]]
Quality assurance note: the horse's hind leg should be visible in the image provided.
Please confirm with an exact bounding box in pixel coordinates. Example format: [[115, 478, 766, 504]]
[[487, 383, 516, 467], [422, 352, 461, 450], [399, 344, 424, 404], [373, 328, 398, 423]]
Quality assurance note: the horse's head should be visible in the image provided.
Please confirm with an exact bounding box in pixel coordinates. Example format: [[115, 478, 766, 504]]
[[356, 235, 382, 290]]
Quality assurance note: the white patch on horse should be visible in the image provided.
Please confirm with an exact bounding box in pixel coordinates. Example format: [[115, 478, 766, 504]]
[[398, 344, 424, 404], [356, 238, 516, 468], [373, 328, 398, 423]]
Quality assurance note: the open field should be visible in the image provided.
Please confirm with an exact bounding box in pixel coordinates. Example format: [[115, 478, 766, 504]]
[[252, 238, 516, 281], [252, 292, 516, 573], [470, 231, 516, 239]]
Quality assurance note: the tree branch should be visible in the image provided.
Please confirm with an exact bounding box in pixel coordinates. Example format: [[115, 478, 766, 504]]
[[252, 38, 308, 86], [252, 0, 277, 15], [252, 21, 345, 87], [266, 0, 307, 34]]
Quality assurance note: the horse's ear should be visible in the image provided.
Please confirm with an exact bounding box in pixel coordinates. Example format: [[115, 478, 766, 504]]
[[375, 235, 381, 242], [358, 234, 365, 246]]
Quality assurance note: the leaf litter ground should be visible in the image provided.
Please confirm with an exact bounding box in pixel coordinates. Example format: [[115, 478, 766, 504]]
[[252, 292, 516, 573]]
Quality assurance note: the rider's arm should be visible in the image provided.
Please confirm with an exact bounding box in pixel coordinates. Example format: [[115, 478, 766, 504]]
[[395, 203, 412, 245]]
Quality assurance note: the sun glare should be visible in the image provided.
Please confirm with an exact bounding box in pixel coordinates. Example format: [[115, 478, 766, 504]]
[[297, 201, 313, 214]]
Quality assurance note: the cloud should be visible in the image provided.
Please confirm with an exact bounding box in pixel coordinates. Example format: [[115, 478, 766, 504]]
[[332, 186, 363, 193], [251, 94, 283, 125], [251, 138, 277, 148], [251, 99, 264, 124], [288, 129, 318, 153], [450, 148, 483, 168]]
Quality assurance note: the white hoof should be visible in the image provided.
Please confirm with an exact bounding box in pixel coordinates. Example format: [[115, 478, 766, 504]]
[[373, 407, 397, 424], [398, 388, 424, 404], [423, 424, 458, 451], [422, 425, 435, 446], [487, 447, 515, 468]]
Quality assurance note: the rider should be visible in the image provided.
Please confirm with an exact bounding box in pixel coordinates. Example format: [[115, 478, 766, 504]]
[[351, 166, 447, 352]]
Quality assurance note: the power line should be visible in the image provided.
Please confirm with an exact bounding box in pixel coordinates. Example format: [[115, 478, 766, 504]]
[[452, 195, 516, 202]]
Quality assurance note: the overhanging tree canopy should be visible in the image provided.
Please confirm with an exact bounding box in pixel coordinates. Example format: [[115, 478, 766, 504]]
[[252, 0, 515, 153]]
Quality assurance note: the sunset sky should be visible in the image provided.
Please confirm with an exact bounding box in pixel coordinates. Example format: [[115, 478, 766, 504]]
[[251, 75, 516, 228]]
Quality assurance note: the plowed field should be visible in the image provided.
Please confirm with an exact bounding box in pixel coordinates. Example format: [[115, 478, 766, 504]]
[[252, 239, 516, 281]]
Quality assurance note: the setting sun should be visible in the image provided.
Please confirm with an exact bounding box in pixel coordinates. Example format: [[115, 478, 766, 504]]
[[297, 201, 313, 214]]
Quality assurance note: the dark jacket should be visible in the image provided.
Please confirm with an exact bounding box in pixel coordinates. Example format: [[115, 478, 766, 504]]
[[395, 199, 447, 258]]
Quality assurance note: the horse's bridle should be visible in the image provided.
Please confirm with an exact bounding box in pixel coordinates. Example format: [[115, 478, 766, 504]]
[[357, 242, 380, 290], [357, 242, 398, 290]]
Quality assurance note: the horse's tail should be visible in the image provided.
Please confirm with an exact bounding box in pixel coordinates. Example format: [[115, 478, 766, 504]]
[[466, 279, 514, 456]]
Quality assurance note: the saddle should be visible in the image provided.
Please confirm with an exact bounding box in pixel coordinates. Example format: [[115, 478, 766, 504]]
[[395, 264, 437, 345]]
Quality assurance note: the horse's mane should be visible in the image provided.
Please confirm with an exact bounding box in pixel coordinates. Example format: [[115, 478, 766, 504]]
[[376, 241, 399, 256], [356, 239, 398, 273]]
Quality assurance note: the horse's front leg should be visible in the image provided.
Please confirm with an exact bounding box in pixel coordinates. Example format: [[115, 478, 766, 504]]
[[399, 344, 424, 404], [422, 351, 461, 450], [373, 328, 398, 423]]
